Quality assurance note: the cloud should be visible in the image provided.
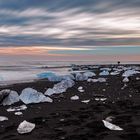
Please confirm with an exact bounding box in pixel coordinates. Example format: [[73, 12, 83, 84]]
[[0, 0, 140, 47]]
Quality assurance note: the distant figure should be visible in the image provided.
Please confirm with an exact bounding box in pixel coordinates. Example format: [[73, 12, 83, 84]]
[[117, 61, 120, 65]]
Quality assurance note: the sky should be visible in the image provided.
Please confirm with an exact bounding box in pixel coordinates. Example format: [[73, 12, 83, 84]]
[[0, 0, 140, 63]]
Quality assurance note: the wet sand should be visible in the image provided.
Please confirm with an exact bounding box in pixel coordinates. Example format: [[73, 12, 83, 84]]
[[0, 65, 140, 140]]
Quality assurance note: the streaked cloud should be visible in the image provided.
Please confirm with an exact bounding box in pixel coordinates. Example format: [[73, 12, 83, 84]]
[[0, 0, 140, 47]]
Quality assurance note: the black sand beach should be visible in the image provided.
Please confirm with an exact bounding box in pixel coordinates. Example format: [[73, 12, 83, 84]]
[[0, 65, 140, 140]]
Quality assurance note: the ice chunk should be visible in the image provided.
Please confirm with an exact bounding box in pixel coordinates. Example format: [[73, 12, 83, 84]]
[[78, 86, 83, 90], [122, 69, 140, 77], [95, 98, 107, 101], [0, 116, 8, 121], [100, 68, 112, 71], [81, 100, 90, 103], [2, 90, 19, 106], [75, 71, 96, 81], [7, 105, 27, 112], [15, 112, 23, 116], [110, 71, 120, 75], [88, 78, 106, 83], [17, 120, 35, 134], [20, 88, 53, 104], [99, 70, 109, 76], [78, 86, 84, 92], [37, 72, 61, 81], [102, 120, 123, 131], [123, 77, 129, 83], [45, 79, 75, 95], [98, 78, 106, 82], [75, 73, 87, 81], [83, 71, 96, 77], [70, 95, 79, 100], [0, 89, 10, 102]]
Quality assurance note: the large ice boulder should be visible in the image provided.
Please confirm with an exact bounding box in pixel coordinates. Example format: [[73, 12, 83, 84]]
[[122, 69, 140, 77], [20, 88, 53, 104], [17, 120, 35, 134], [2, 90, 20, 106], [45, 79, 75, 96]]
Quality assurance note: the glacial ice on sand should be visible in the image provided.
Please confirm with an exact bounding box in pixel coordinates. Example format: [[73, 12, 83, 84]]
[[17, 120, 35, 134], [102, 120, 123, 131], [20, 88, 53, 104]]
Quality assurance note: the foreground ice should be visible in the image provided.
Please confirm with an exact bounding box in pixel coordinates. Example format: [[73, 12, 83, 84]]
[[102, 120, 123, 131], [45, 79, 75, 96], [17, 120, 35, 134], [2, 90, 19, 106], [20, 88, 53, 104], [7, 105, 27, 112], [70, 95, 79, 100], [0, 116, 8, 121]]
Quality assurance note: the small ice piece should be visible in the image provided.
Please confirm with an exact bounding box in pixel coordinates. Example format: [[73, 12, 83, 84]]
[[78, 86, 84, 92], [15, 112, 23, 116], [7, 105, 27, 112], [87, 78, 106, 83], [98, 78, 106, 82], [20, 88, 53, 104], [95, 98, 107, 101], [0, 116, 8, 121], [110, 71, 120, 75], [78, 86, 83, 90], [81, 100, 90, 103], [123, 77, 129, 83], [99, 70, 109, 76], [2, 90, 19, 106], [78, 89, 85, 93], [17, 120, 35, 134], [100, 98, 107, 101], [70, 95, 79, 100], [136, 77, 140, 80], [102, 120, 123, 131]]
